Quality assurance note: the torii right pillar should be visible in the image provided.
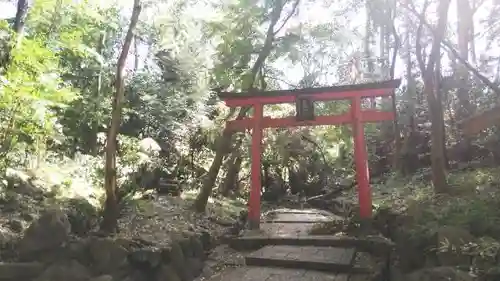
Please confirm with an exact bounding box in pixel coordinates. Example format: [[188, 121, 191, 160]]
[[352, 96, 371, 218]]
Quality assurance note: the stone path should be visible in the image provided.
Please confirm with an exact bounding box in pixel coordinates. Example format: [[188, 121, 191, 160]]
[[207, 208, 362, 281]]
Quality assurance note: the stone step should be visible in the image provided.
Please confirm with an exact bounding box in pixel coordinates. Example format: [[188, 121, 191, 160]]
[[263, 212, 334, 223], [0, 262, 44, 280], [206, 265, 350, 281], [244, 245, 368, 274], [230, 235, 394, 255]]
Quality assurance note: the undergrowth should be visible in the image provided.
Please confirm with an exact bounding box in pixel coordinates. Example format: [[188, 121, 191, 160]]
[[373, 167, 500, 237]]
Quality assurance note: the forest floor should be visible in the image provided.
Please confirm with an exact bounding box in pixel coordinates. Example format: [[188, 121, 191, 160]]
[[0, 163, 499, 281], [0, 161, 253, 281], [309, 166, 500, 280]]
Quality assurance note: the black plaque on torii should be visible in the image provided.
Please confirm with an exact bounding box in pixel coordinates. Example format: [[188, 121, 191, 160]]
[[296, 96, 315, 121]]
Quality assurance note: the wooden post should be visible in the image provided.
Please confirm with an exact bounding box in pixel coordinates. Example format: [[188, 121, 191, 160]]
[[249, 103, 263, 229], [352, 97, 372, 218]]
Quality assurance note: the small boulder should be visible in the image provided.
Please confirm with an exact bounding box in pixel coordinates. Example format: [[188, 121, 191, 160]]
[[155, 265, 181, 281], [5, 168, 41, 197], [6, 219, 24, 233], [90, 274, 114, 281], [0, 262, 44, 280], [177, 236, 194, 258], [18, 208, 71, 258], [169, 241, 192, 281], [128, 247, 162, 269], [190, 236, 205, 259], [88, 237, 129, 274], [35, 260, 90, 281], [199, 231, 212, 252], [405, 266, 473, 281], [139, 138, 162, 155], [187, 258, 204, 277]]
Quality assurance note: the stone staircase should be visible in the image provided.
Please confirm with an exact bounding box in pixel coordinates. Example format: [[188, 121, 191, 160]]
[[207, 208, 393, 281]]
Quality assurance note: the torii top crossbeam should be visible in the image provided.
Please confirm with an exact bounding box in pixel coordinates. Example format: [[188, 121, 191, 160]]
[[218, 79, 401, 229], [219, 79, 401, 106]]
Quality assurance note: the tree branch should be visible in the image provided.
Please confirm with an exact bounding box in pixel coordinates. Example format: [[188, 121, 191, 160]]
[[273, 0, 301, 36], [404, 3, 500, 97]]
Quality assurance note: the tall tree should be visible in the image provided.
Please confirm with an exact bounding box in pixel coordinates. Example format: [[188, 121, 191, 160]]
[[13, 0, 29, 46], [101, 0, 142, 233], [414, 0, 451, 193], [193, 0, 300, 212], [1, 0, 30, 71]]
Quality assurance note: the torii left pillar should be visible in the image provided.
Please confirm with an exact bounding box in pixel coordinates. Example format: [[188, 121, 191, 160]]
[[248, 103, 263, 229]]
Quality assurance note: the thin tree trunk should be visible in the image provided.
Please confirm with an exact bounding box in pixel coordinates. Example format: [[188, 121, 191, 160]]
[[90, 31, 107, 156], [420, 0, 451, 193], [435, 50, 449, 169], [220, 151, 242, 197], [398, 13, 416, 173], [455, 0, 474, 120], [134, 35, 140, 71], [1, 0, 29, 71], [13, 0, 28, 47], [364, 2, 375, 107], [193, 0, 300, 213], [100, 0, 142, 234]]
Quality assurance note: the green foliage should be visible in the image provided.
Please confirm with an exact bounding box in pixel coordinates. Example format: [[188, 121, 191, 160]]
[[374, 168, 500, 239], [0, 24, 77, 167]]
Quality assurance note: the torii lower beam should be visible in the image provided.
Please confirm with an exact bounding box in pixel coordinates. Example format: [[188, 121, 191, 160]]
[[219, 79, 401, 229]]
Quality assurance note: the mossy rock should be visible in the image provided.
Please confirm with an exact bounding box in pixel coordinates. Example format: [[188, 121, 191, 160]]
[[190, 236, 204, 259], [179, 237, 194, 258], [155, 265, 181, 281], [187, 258, 204, 277], [169, 241, 192, 281], [199, 231, 212, 251]]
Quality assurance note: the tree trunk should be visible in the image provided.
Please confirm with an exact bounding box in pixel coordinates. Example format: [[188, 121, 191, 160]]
[[220, 151, 242, 197], [455, 0, 474, 120], [13, 0, 28, 47], [364, 1, 375, 107], [193, 0, 300, 213], [421, 0, 451, 193], [90, 31, 107, 156], [134, 35, 140, 71], [100, 0, 142, 234], [1, 0, 29, 71], [455, 0, 475, 162], [398, 19, 417, 174], [435, 50, 449, 169]]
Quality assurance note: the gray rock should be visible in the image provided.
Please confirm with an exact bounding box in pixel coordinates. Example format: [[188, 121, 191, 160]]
[[0, 262, 44, 280], [18, 208, 71, 257], [405, 266, 473, 281], [129, 247, 162, 268], [5, 168, 42, 197], [35, 260, 90, 281], [89, 237, 129, 274], [139, 138, 161, 155], [6, 219, 24, 232], [187, 258, 204, 277], [190, 236, 205, 259], [155, 265, 181, 281], [89, 274, 114, 281], [169, 242, 192, 281]]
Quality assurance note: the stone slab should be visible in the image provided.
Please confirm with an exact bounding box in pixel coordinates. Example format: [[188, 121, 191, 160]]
[[247, 245, 354, 264], [262, 213, 332, 223], [207, 266, 349, 281], [261, 222, 315, 237], [245, 245, 355, 272], [230, 235, 395, 254]]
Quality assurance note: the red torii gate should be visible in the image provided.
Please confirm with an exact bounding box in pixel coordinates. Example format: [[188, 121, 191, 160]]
[[218, 79, 401, 229]]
